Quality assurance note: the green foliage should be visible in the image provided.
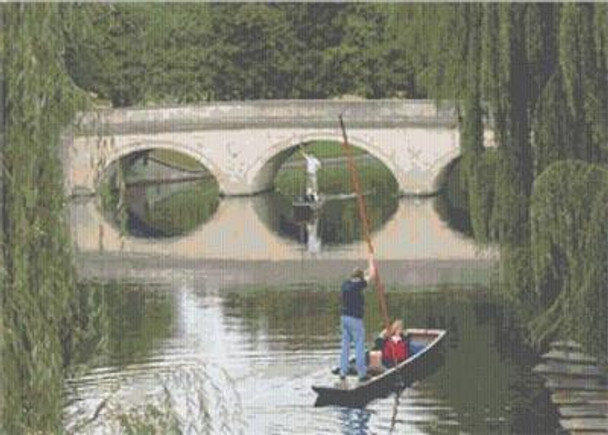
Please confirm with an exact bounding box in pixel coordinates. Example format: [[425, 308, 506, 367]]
[[559, 4, 608, 164], [532, 71, 576, 176], [434, 158, 474, 238], [275, 154, 397, 197], [208, 4, 296, 100], [64, 4, 430, 105], [118, 401, 181, 435], [323, 4, 399, 98], [529, 161, 608, 357], [65, 4, 150, 106], [141, 182, 219, 238], [406, 4, 607, 359], [580, 186, 608, 359], [498, 245, 536, 318], [0, 4, 113, 432], [467, 150, 498, 243], [144, 5, 214, 104]]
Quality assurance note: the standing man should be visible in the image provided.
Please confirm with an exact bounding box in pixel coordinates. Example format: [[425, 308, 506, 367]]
[[339, 255, 376, 382], [299, 147, 321, 201]]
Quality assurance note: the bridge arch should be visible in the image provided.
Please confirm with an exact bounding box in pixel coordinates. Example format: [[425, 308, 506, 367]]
[[94, 139, 222, 190], [429, 147, 462, 193], [65, 101, 477, 197], [250, 132, 402, 194]]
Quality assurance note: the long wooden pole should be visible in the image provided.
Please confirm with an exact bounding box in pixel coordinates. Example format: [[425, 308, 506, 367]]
[[339, 115, 390, 332]]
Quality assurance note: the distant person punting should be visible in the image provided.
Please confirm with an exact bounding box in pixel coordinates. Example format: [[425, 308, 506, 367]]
[[299, 147, 321, 202]]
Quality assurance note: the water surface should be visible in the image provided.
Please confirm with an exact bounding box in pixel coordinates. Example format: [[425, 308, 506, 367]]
[[65, 153, 555, 434], [66, 283, 556, 434]]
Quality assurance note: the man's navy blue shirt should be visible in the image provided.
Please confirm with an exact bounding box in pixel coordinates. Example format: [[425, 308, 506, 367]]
[[341, 278, 367, 319]]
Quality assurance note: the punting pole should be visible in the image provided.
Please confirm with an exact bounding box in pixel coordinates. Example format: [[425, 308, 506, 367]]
[[339, 115, 390, 332]]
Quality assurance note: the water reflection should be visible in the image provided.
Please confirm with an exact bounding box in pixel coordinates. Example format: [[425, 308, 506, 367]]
[[93, 147, 476, 256], [252, 191, 399, 248], [433, 190, 473, 238], [433, 157, 474, 238], [306, 216, 322, 255], [103, 284, 177, 365], [337, 407, 372, 435], [99, 146, 406, 246], [72, 195, 488, 261], [99, 153, 220, 238], [98, 179, 469, 254]]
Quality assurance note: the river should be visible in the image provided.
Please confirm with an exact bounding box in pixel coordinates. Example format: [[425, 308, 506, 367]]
[[64, 155, 558, 434]]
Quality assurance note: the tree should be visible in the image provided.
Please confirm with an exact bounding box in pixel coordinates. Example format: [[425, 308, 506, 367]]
[[530, 161, 608, 354], [1, 4, 101, 431], [208, 4, 297, 100], [65, 4, 149, 106]]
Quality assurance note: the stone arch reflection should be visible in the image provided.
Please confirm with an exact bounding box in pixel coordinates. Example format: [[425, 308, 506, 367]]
[[251, 191, 398, 250], [433, 156, 474, 238], [98, 148, 220, 238]]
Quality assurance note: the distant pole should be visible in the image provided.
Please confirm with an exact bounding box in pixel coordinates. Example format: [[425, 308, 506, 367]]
[[339, 115, 390, 332]]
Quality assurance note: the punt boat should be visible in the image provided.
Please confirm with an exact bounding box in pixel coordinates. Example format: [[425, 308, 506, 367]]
[[312, 328, 447, 408]]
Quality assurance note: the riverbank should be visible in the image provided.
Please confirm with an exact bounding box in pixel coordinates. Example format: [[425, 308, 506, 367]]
[[534, 341, 608, 433], [76, 253, 496, 289]]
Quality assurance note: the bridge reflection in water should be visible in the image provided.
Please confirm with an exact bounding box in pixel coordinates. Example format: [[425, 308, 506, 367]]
[[70, 195, 488, 261]]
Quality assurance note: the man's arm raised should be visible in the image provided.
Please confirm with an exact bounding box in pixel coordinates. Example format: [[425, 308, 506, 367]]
[[364, 255, 376, 283]]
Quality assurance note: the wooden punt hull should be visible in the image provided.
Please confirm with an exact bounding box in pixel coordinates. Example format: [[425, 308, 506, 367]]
[[292, 197, 325, 220], [312, 329, 447, 408], [292, 197, 325, 210]]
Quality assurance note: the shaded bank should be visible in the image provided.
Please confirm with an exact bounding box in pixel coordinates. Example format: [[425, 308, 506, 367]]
[[439, 156, 608, 362]]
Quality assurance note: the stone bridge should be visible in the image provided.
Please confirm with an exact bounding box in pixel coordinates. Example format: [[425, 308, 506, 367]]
[[63, 100, 494, 197]]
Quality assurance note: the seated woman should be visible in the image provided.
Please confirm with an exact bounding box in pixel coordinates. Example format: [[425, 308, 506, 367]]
[[374, 320, 409, 368]]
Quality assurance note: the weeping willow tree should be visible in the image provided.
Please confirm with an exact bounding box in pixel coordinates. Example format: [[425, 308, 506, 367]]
[[397, 4, 494, 242], [402, 3, 608, 357], [530, 162, 608, 357], [0, 4, 105, 432]]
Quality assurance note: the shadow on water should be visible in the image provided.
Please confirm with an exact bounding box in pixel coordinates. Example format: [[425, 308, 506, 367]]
[[433, 157, 475, 239], [251, 190, 399, 247]]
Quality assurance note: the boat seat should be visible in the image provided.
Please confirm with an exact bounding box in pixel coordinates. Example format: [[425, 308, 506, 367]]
[[409, 341, 426, 356]]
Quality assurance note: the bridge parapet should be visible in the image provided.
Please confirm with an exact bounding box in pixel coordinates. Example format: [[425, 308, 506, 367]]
[[74, 100, 458, 136]]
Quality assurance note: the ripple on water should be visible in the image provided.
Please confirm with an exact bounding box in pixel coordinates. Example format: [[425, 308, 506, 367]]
[[65, 283, 556, 434], [65, 357, 244, 434]]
